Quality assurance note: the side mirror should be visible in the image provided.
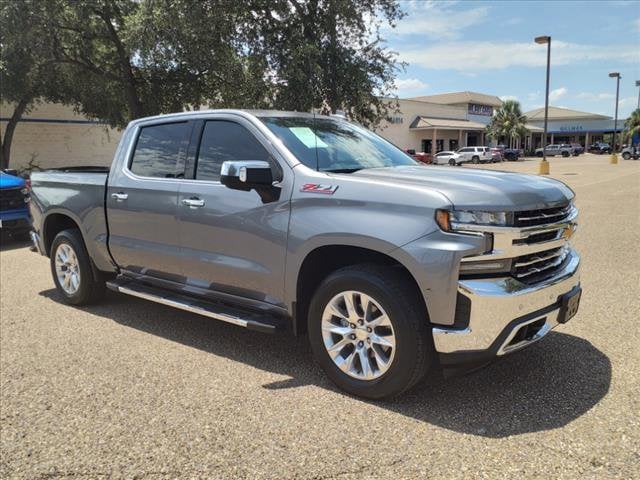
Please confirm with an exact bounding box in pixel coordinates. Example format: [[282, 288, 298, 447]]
[[220, 160, 273, 191]]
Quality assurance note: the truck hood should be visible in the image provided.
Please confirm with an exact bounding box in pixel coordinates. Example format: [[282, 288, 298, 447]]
[[0, 172, 25, 189], [351, 166, 574, 211]]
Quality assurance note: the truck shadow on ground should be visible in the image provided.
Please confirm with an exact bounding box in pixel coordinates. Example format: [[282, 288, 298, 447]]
[[40, 288, 611, 439], [0, 236, 31, 252]]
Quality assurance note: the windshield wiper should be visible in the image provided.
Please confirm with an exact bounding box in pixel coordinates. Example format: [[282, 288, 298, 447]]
[[324, 168, 363, 173]]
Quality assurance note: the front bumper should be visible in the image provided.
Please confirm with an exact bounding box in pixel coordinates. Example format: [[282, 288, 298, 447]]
[[0, 209, 31, 232], [433, 249, 580, 367]]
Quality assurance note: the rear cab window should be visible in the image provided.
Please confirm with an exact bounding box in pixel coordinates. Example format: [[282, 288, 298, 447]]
[[130, 122, 190, 178]]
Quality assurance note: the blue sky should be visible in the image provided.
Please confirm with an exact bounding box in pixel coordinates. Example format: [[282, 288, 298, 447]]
[[383, 0, 640, 118]]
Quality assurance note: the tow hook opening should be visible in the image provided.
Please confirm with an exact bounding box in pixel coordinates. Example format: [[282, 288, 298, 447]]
[[506, 317, 546, 348]]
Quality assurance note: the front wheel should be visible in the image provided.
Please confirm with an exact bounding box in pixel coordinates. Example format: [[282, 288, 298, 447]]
[[472, 156, 480, 164], [307, 265, 433, 399], [622, 152, 631, 160], [449, 158, 456, 166], [50, 229, 105, 305]]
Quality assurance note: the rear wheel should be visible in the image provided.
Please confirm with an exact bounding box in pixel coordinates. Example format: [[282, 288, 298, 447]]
[[472, 156, 480, 164], [50, 229, 105, 305], [562, 151, 570, 157], [449, 158, 456, 166], [622, 152, 631, 160], [307, 264, 433, 399]]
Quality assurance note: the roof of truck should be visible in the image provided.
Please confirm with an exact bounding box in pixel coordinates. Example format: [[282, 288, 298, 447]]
[[128, 109, 339, 125]]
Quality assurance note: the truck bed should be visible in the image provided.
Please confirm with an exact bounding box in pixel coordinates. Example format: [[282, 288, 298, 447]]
[[30, 169, 114, 272]]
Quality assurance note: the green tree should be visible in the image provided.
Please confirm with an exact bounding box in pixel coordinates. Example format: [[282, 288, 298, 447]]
[[622, 108, 640, 144], [38, 0, 268, 127], [486, 100, 529, 148], [0, 1, 68, 169], [250, 0, 405, 126]]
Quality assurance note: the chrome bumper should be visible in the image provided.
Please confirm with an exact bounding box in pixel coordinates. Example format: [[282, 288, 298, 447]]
[[433, 249, 580, 358]]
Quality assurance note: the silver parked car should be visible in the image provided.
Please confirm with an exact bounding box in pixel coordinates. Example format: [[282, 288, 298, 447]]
[[453, 146, 492, 164], [535, 144, 573, 157]]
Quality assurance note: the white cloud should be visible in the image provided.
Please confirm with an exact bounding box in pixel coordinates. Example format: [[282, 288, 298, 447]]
[[576, 92, 615, 101], [398, 41, 639, 71], [549, 87, 568, 101], [390, 2, 489, 40], [618, 96, 637, 107], [394, 78, 429, 93]]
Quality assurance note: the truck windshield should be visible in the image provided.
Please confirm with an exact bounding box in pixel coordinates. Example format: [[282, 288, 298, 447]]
[[260, 116, 417, 172]]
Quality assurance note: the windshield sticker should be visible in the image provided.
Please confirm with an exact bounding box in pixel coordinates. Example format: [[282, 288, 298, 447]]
[[289, 127, 328, 148], [300, 183, 338, 194]]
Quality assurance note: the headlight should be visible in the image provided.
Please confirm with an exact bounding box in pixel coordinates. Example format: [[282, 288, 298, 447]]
[[436, 209, 508, 231], [451, 210, 507, 227]]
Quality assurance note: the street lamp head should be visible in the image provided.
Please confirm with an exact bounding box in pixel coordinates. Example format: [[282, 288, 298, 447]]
[[608, 72, 621, 78], [635, 80, 640, 86], [534, 35, 551, 44]]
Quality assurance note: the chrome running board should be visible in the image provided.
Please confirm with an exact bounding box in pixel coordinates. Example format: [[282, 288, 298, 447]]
[[106, 279, 284, 334]]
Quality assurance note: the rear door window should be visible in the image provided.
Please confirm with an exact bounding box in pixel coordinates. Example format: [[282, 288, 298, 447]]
[[130, 122, 190, 178], [195, 120, 270, 181]]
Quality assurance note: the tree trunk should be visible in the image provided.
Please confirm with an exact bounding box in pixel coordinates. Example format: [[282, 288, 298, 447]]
[[0, 98, 30, 170]]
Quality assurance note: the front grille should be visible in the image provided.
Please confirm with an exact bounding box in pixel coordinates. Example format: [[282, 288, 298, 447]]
[[0, 188, 26, 211], [512, 246, 570, 284], [514, 204, 572, 227]]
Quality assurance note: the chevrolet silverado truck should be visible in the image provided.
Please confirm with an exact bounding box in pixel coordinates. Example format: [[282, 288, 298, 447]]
[[29, 110, 581, 399]]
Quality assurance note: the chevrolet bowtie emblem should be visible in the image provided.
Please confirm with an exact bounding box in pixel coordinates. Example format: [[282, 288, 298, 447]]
[[563, 225, 575, 240]]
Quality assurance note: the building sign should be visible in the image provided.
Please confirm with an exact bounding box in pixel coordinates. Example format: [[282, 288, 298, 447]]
[[559, 125, 584, 132], [468, 104, 493, 116]]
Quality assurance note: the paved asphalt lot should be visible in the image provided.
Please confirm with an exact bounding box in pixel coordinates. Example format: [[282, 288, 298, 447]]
[[1, 154, 639, 479]]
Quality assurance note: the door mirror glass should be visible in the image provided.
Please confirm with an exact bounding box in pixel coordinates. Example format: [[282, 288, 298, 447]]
[[220, 160, 273, 191]]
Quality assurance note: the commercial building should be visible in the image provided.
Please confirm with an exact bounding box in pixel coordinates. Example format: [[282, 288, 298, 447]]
[[1, 103, 121, 171], [523, 106, 625, 149], [375, 91, 502, 156]]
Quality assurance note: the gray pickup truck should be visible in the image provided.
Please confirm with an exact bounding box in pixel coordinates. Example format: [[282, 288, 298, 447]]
[[29, 110, 581, 399]]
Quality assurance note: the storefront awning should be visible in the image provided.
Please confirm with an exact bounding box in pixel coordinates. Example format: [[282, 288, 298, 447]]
[[409, 116, 487, 131]]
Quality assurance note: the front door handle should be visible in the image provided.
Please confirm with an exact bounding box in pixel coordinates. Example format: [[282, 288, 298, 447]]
[[182, 197, 205, 209], [111, 192, 128, 201]]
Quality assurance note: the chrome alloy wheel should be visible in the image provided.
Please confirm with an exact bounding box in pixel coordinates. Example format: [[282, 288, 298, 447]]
[[321, 290, 396, 380], [54, 243, 81, 295]]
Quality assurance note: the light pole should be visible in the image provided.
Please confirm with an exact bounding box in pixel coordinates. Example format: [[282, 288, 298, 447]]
[[535, 35, 551, 174], [636, 80, 640, 109], [609, 72, 621, 164]]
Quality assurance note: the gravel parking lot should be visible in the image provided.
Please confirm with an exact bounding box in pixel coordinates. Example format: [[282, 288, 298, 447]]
[[1, 154, 639, 479]]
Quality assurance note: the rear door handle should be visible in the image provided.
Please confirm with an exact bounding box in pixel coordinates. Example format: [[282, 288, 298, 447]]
[[111, 192, 128, 201], [182, 198, 205, 209]]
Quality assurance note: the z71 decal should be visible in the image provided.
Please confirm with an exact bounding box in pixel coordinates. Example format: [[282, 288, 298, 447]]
[[300, 184, 338, 194]]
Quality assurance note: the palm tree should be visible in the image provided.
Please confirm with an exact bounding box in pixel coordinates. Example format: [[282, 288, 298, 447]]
[[622, 108, 640, 145], [485, 100, 528, 148]]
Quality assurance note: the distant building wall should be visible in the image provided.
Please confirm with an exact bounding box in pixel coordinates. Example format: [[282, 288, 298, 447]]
[[1, 102, 122, 171]]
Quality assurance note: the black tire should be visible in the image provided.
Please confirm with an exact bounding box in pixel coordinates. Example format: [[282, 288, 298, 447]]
[[472, 156, 479, 164], [449, 158, 456, 166], [622, 152, 631, 160], [50, 229, 105, 305], [536, 151, 543, 157], [307, 264, 433, 399], [562, 151, 570, 157]]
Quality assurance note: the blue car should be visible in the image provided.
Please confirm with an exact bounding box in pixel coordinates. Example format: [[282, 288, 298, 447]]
[[1, 170, 31, 238]]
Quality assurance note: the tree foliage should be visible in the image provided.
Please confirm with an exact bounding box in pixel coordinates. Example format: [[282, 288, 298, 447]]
[[622, 108, 640, 143], [1, 0, 405, 168], [485, 100, 529, 148]]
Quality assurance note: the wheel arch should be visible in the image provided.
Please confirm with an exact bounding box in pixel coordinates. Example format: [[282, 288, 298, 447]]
[[42, 210, 85, 256], [290, 243, 427, 336]]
